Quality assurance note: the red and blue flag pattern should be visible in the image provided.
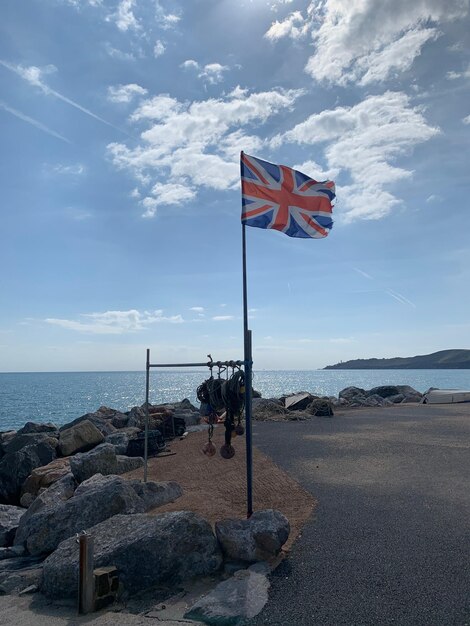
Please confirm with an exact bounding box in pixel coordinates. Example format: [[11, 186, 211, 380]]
[[241, 152, 335, 239]]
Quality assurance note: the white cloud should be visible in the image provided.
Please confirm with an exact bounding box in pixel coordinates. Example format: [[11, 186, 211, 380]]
[[267, 0, 469, 86], [155, 1, 180, 29], [265, 11, 309, 41], [190, 307, 205, 313], [46, 309, 183, 334], [107, 83, 147, 103], [141, 183, 196, 218], [212, 316, 235, 321], [154, 40, 165, 58], [48, 163, 86, 175], [181, 60, 230, 84], [199, 63, 230, 84], [463, 114, 470, 124], [447, 64, 470, 80], [292, 159, 339, 182], [107, 86, 302, 214], [426, 194, 442, 202], [180, 59, 199, 70], [276, 91, 439, 221], [107, 0, 140, 32], [104, 43, 136, 61]]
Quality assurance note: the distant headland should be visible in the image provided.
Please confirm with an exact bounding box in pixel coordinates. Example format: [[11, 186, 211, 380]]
[[324, 349, 470, 370]]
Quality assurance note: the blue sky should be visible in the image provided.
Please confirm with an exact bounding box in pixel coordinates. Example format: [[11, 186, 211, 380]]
[[1, 0, 469, 372]]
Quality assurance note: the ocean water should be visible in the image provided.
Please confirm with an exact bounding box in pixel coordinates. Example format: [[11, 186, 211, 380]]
[[0, 369, 469, 431]]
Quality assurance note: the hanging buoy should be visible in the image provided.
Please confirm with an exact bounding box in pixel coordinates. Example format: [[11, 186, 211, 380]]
[[203, 441, 216, 457], [220, 443, 235, 459], [235, 424, 245, 436]]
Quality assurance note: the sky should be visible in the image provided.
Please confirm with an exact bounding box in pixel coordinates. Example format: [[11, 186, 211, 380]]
[[0, 0, 469, 372]]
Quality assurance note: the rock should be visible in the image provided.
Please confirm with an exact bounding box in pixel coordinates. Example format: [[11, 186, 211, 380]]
[[18, 584, 38, 595], [129, 480, 183, 510], [252, 389, 262, 398], [0, 440, 57, 505], [111, 413, 129, 429], [0, 567, 42, 594], [173, 410, 200, 427], [20, 458, 71, 503], [104, 432, 129, 455], [42, 511, 222, 599], [396, 385, 423, 402], [171, 399, 199, 412], [185, 568, 270, 625], [127, 430, 165, 457], [17, 422, 58, 436], [387, 393, 406, 404], [338, 387, 367, 403], [58, 419, 104, 457], [0, 505, 25, 547], [215, 510, 290, 563], [14, 474, 145, 555], [367, 385, 400, 398], [284, 393, 316, 411], [69, 443, 118, 483], [116, 455, 144, 474], [1, 433, 58, 456], [0, 545, 26, 560], [60, 411, 117, 438]]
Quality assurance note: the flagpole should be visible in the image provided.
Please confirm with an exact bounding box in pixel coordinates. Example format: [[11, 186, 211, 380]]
[[242, 214, 254, 518]]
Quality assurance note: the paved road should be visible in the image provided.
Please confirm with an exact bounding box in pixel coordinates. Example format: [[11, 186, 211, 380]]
[[251, 404, 470, 626]]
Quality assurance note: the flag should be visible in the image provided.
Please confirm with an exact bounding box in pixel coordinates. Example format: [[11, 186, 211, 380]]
[[241, 152, 335, 239]]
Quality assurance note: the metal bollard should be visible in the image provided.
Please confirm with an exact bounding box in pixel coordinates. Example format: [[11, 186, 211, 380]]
[[78, 531, 94, 614]]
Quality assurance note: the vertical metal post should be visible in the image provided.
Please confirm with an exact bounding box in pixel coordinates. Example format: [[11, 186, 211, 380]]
[[78, 532, 94, 615], [144, 348, 150, 483], [242, 223, 254, 517]]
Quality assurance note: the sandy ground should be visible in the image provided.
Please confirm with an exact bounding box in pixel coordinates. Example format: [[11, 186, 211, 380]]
[[126, 425, 315, 552], [0, 427, 314, 625]]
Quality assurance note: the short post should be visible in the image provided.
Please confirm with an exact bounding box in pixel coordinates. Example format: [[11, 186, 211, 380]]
[[144, 348, 150, 482], [78, 531, 94, 615]]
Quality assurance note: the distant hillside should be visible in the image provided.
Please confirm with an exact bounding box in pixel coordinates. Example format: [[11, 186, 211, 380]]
[[324, 349, 470, 370]]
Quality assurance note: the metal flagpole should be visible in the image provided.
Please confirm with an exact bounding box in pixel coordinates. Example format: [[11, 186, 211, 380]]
[[242, 221, 254, 517], [144, 348, 150, 482]]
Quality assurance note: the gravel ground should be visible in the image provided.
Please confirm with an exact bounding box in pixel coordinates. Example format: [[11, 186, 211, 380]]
[[251, 403, 470, 626]]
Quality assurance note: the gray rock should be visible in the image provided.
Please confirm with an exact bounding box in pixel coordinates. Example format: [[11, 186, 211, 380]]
[[42, 511, 222, 599], [116, 455, 144, 474], [0, 546, 26, 560], [129, 480, 183, 510], [14, 474, 144, 555], [388, 393, 406, 404], [17, 422, 58, 436], [251, 399, 286, 421], [0, 567, 42, 595], [0, 440, 57, 505], [58, 419, 104, 457], [111, 413, 129, 429], [173, 409, 200, 427], [0, 505, 25, 547], [338, 387, 367, 403], [185, 568, 270, 625], [104, 432, 129, 455], [1, 433, 58, 456], [60, 411, 117, 437], [69, 443, 117, 482], [215, 510, 290, 563], [367, 385, 400, 398]]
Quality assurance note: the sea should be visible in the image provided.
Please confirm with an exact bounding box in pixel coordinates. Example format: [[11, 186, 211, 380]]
[[0, 369, 469, 432]]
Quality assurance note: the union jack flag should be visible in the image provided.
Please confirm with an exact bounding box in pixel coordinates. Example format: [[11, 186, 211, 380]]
[[241, 152, 335, 239]]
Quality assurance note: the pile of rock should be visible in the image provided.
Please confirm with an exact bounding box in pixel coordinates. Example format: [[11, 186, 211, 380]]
[[251, 392, 335, 421], [337, 385, 423, 407]]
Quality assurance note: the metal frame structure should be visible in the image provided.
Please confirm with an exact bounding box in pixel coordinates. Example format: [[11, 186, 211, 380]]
[[144, 344, 254, 516]]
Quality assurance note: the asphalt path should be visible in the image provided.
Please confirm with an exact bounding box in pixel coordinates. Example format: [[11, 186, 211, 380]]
[[251, 404, 470, 626]]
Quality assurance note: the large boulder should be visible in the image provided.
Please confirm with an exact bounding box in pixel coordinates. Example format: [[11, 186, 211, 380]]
[[338, 387, 367, 403], [0, 440, 57, 505], [69, 443, 144, 483], [15, 474, 181, 556], [17, 422, 58, 436], [396, 385, 423, 402], [14, 475, 145, 555], [58, 420, 104, 457], [367, 386, 400, 398], [60, 411, 116, 438], [215, 510, 290, 563], [20, 458, 71, 505], [0, 505, 25, 547], [1, 433, 58, 456], [185, 566, 270, 625], [104, 432, 129, 455], [42, 511, 222, 599]]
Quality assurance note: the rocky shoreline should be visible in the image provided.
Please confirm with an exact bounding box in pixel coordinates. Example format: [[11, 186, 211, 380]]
[[0, 383, 423, 609]]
